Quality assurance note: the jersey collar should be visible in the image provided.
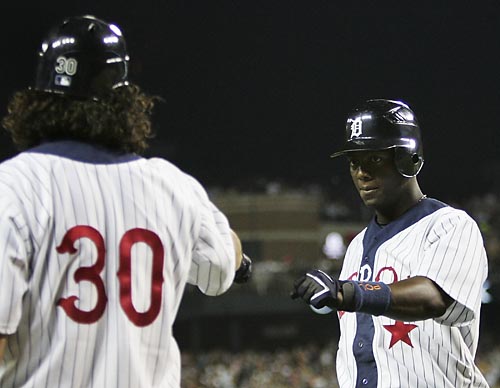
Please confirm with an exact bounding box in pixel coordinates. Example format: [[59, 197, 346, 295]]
[[27, 140, 142, 164]]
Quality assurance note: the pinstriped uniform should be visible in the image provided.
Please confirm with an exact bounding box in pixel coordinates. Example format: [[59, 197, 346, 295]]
[[0, 141, 236, 388], [336, 198, 489, 388]]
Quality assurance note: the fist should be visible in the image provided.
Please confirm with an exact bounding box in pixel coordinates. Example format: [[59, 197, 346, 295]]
[[234, 253, 252, 284], [290, 269, 340, 310]]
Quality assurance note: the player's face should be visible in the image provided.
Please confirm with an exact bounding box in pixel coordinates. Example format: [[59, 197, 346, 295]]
[[348, 149, 410, 219]]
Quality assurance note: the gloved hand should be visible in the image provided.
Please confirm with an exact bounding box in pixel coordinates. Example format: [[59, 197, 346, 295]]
[[234, 253, 252, 284], [290, 269, 341, 310]]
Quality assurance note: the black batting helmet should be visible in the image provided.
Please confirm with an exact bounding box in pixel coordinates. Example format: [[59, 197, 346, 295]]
[[33, 15, 129, 99], [331, 99, 424, 177]]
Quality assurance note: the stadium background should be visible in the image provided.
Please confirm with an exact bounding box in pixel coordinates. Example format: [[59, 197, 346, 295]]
[[1, 2, 500, 386]]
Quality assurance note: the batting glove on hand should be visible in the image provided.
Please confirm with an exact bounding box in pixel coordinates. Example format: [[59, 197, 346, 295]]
[[234, 253, 252, 284], [290, 269, 340, 310]]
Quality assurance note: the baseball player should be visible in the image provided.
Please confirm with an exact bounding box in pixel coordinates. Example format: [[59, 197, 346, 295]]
[[291, 99, 489, 387], [0, 15, 251, 388]]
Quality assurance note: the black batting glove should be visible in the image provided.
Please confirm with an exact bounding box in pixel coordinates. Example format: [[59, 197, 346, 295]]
[[234, 253, 252, 284], [290, 269, 340, 309]]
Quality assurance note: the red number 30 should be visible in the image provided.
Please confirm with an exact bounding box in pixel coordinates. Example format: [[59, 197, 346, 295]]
[[56, 226, 165, 327]]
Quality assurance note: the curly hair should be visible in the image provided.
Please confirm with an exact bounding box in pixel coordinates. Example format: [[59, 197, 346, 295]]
[[2, 84, 157, 154]]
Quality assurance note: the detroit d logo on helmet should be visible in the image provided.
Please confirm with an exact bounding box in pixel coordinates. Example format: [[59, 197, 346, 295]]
[[348, 117, 363, 139]]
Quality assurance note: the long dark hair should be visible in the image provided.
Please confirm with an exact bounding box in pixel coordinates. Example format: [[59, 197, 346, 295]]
[[2, 84, 157, 154]]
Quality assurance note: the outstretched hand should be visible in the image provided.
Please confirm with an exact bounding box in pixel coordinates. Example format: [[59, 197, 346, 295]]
[[290, 269, 342, 310], [234, 253, 252, 284]]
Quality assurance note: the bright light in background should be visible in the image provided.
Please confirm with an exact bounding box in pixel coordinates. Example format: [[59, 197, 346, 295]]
[[322, 232, 346, 259]]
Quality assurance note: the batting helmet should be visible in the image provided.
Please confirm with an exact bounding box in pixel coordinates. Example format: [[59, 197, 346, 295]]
[[33, 15, 129, 99], [331, 99, 424, 177]]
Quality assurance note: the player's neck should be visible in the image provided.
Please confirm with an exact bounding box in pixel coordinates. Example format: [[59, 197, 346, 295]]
[[375, 184, 425, 225]]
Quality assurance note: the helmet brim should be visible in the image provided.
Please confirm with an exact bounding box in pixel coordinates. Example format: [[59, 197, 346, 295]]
[[330, 137, 418, 158]]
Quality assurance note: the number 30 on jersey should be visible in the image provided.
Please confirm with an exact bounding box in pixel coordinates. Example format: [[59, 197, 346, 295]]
[[56, 225, 165, 327]]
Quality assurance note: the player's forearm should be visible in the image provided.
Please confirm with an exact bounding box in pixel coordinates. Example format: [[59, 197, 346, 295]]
[[292, 271, 454, 321], [386, 276, 453, 321], [230, 229, 243, 269], [0, 335, 6, 361], [231, 230, 253, 284]]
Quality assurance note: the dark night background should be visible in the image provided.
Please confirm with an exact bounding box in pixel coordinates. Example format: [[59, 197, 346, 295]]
[[1, 2, 499, 202]]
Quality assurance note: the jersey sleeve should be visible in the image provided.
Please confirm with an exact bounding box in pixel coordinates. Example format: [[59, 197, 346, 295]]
[[186, 177, 236, 296], [0, 197, 30, 334], [415, 211, 487, 326]]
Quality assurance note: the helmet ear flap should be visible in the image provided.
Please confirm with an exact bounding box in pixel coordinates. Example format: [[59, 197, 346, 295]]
[[394, 148, 424, 177], [411, 153, 421, 164]]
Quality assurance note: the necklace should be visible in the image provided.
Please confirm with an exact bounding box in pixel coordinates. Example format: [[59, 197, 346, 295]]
[[418, 194, 427, 202]]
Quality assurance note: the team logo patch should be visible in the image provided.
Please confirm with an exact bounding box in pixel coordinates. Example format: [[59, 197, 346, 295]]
[[55, 75, 72, 86], [348, 117, 363, 139]]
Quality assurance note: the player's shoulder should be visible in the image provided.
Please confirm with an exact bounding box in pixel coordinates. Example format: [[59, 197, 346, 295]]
[[0, 153, 43, 207], [147, 157, 199, 182], [0, 152, 38, 180], [427, 200, 476, 223], [423, 199, 481, 235], [147, 157, 208, 194], [146, 157, 185, 174]]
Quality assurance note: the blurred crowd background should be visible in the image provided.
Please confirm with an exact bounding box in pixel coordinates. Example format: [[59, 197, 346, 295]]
[[173, 182, 500, 388]]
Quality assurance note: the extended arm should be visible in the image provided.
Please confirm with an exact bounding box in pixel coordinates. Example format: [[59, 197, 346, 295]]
[[292, 271, 453, 321], [386, 276, 453, 321], [231, 229, 252, 284], [231, 229, 243, 269], [0, 335, 6, 360]]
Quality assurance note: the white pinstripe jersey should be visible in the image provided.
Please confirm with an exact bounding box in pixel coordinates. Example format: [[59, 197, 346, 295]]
[[336, 198, 489, 388], [0, 141, 236, 388]]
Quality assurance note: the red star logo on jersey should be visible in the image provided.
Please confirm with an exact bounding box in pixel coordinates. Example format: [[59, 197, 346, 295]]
[[383, 321, 418, 348]]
